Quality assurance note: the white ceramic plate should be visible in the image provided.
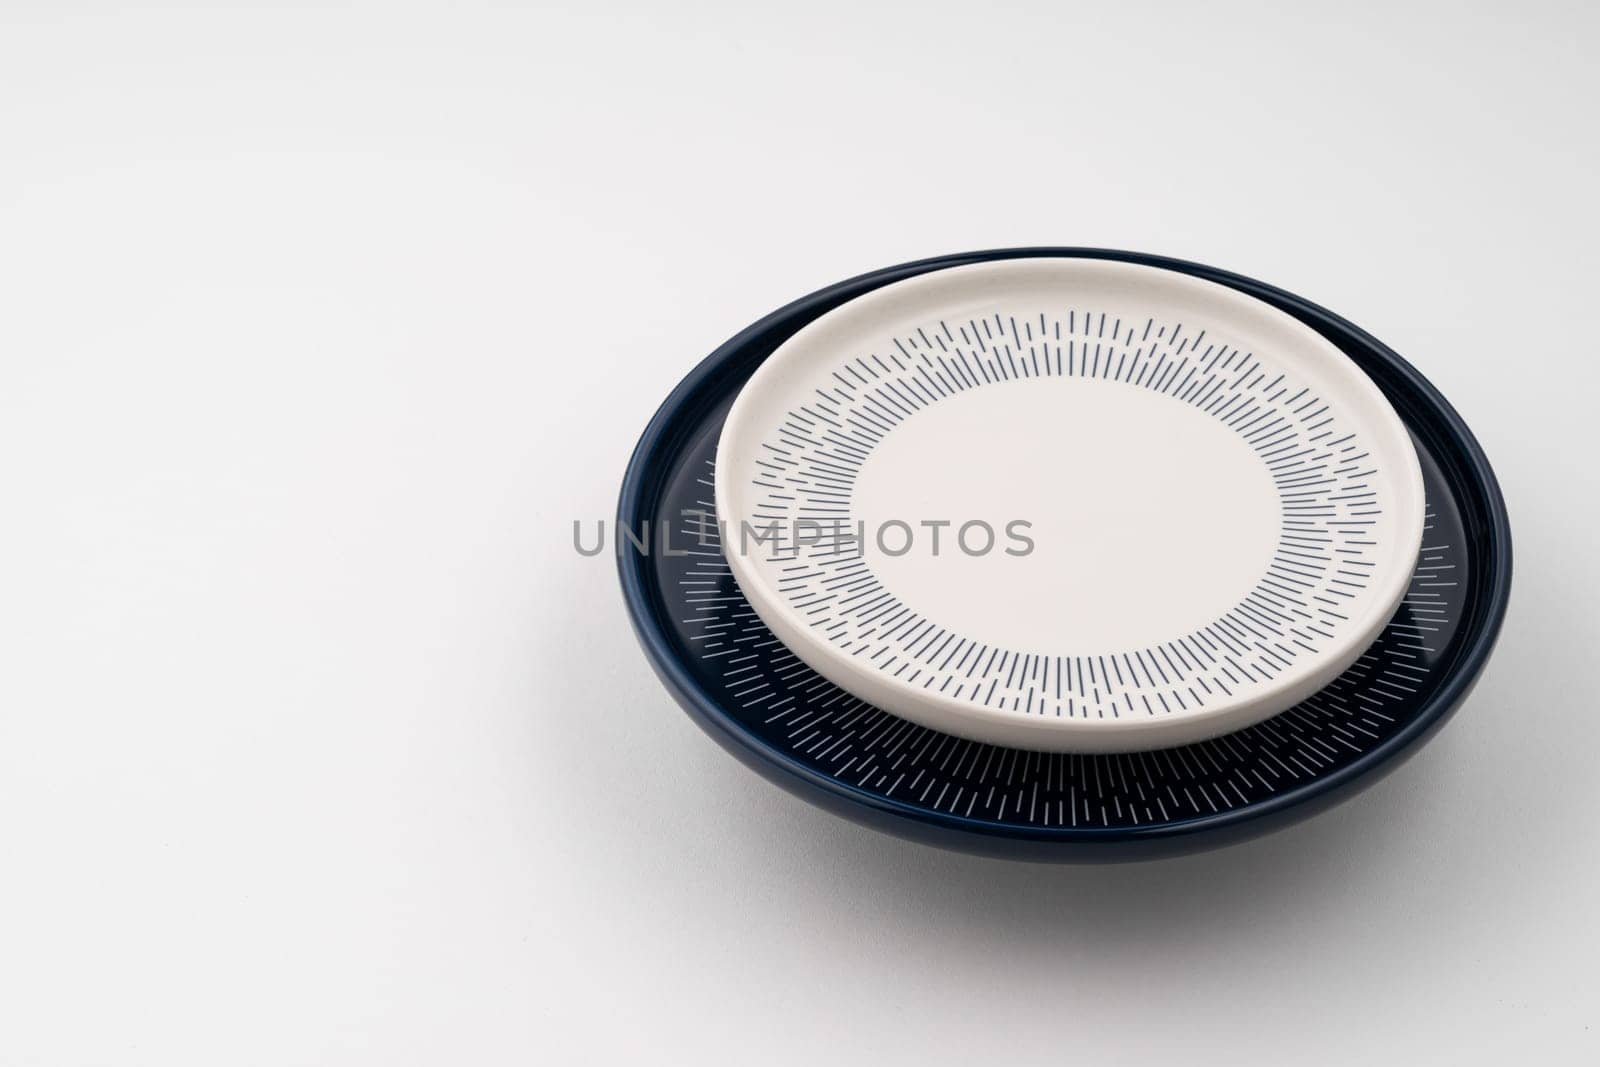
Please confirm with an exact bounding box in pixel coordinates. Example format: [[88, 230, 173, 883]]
[[714, 259, 1425, 752]]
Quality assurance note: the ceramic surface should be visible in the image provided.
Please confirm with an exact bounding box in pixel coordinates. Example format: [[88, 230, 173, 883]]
[[716, 260, 1425, 751]]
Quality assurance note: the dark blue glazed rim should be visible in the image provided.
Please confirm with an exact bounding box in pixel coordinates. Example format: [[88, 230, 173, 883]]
[[617, 248, 1512, 861]]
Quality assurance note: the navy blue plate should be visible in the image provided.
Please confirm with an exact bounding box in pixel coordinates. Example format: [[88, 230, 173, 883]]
[[617, 249, 1511, 861]]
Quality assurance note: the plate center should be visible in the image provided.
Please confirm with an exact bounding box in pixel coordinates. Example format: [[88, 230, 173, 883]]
[[850, 376, 1281, 652]]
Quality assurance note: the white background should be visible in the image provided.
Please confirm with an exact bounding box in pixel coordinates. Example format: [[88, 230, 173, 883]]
[[2, 2, 1595, 1064]]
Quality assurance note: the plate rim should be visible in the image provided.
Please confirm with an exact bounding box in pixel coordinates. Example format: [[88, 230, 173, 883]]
[[711, 256, 1428, 752], [617, 247, 1512, 853]]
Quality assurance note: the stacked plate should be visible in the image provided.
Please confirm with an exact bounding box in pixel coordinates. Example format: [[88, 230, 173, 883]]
[[618, 249, 1510, 860]]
